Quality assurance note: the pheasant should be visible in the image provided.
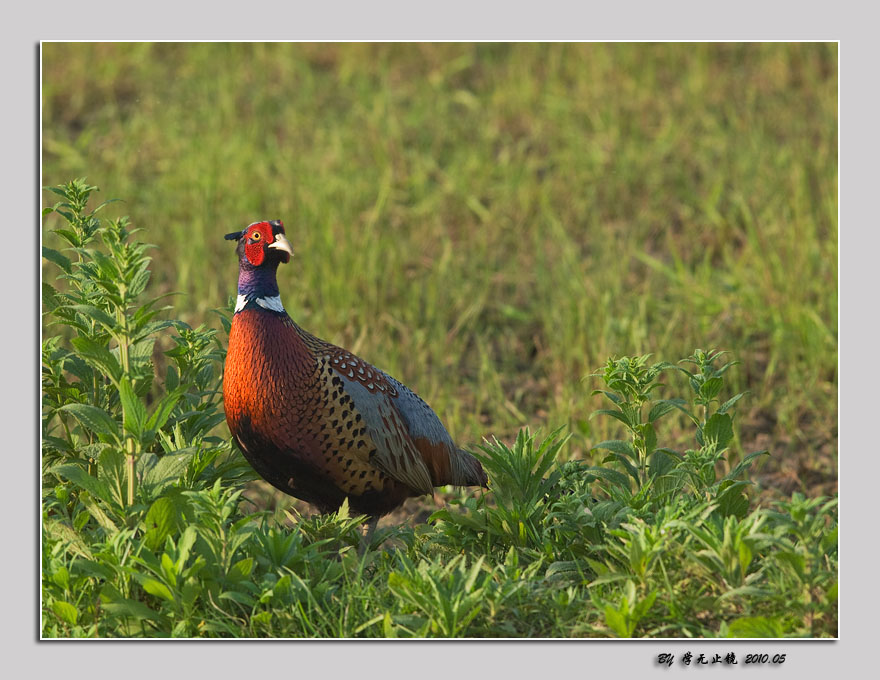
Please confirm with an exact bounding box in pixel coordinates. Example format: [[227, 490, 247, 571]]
[[222, 220, 488, 543]]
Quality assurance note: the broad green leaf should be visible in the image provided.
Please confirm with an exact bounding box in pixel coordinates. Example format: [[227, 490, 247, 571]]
[[591, 408, 632, 428], [587, 572, 632, 587], [51, 566, 70, 591], [699, 376, 724, 402], [57, 403, 119, 440], [141, 578, 174, 602], [43, 519, 93, 559], [50, 601, 78, 626], [613, 453, 641, 484], [73, 509, 90, 531], [43, 436, 74, 455], [144, 388, 186, 439], [130, 320, 176, 345], [80, 491, 121, 531], [70, 336, 123, 384], [718, 392, 746, 414], [774, 551, 806, 578], [827, 582, 838, 603], [136, 452, 160, 478], [218, 590, 256, 607], [647, 398, 687, 423], [584, 466, 633, 493], [91, 250, 121, 282], [100, 598, 161, 622], [649, 448, 680, 477], [591, 390, 623, 405], [633, 589, 658, 621], [141, 450, 195, 496], [76, 559, 115, 582], [642, 422, 657, 456], [715, 480, 750, 519], [593, 440, 637, 459], [545, 560, 581, 580], [143, 497, 178, 551], [723, 450, 769, 482], [54, 463, 114, 505], [42, 282, 62, 312], [738, 541, 753, 575], [603, 605, 629, 637], [59, 353, 94, 387], [382, 612, 398, 638], [128, 336, 157, 367], [92, 197, 122, 213], [119, 378, 147, 438], [128, 267, 152, 298], [161, 553, 178, 587], [52, 227, 80, 247], [98, 448, 128, 509], [177, 526, 199, 568], [164, 365, 180, 393], [717, 585, 771, 601], [79, 442, 112, 461], [214, 308, 233, 334], [227, 557, 255, 581], [822, 526, 838, 554], [227, 524, 258, 557], [42, 246, 72, 273], [67, 304, 118, 332], [702, 413, 733, 450], [725, 616, 785, 638]]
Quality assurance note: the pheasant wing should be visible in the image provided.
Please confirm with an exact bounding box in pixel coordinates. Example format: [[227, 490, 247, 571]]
[[331, 355, 434, 496]]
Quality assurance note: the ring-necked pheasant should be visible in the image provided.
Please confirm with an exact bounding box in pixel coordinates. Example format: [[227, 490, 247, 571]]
[[222, 220, 487, 542]]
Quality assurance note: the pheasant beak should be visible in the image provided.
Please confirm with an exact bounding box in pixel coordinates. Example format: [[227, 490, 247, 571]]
[[268, 232, 294, 263]]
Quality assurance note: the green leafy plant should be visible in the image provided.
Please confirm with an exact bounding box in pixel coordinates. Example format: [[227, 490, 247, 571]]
[[387, 555, 493, 637], [431, 427, 569, 554], [41, 179, 836, 639], [43, 179, 241, 515], [594, 580, 659, 638], [588, 350, 768, 518]]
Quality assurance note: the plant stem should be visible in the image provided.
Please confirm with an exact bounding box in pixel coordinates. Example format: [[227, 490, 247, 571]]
[[126, 450, 135, 507], [116, 286, 137, 507]]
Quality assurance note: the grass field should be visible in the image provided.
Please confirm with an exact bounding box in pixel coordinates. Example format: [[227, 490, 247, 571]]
[[41, 43, 838, 637], [42, 42, 837, 497]]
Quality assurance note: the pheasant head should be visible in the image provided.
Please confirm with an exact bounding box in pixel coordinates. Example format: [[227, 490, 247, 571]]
[[225, 220, 294, 313]]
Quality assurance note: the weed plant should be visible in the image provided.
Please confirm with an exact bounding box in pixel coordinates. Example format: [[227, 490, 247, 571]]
[[42, 181, 836, 638]]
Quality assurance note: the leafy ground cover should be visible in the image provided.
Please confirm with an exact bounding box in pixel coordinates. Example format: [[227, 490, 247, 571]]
[[41, 180, 837, 637]]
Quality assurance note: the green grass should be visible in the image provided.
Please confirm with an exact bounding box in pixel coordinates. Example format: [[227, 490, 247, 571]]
[[41, 43, 838, 638], [41, 178, 836, 638], [42, 43, 838, 497]]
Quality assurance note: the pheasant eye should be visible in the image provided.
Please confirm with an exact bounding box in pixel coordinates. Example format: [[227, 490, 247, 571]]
[[250, 231, 262, 241]]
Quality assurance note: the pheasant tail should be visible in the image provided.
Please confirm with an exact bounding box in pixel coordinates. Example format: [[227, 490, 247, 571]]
[[451, 448, 489, 488]]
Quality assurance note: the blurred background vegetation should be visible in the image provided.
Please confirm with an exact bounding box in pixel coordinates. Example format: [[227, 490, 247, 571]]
[[42, 42, 837, 502]]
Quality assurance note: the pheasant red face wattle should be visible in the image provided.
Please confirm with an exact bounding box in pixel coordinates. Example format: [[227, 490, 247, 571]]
[[244, 226, 267, 266], [224, 220, 292, 267]]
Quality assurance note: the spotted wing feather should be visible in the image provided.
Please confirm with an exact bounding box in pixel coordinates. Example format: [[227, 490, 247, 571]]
[[337, 371, 435, 496]]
